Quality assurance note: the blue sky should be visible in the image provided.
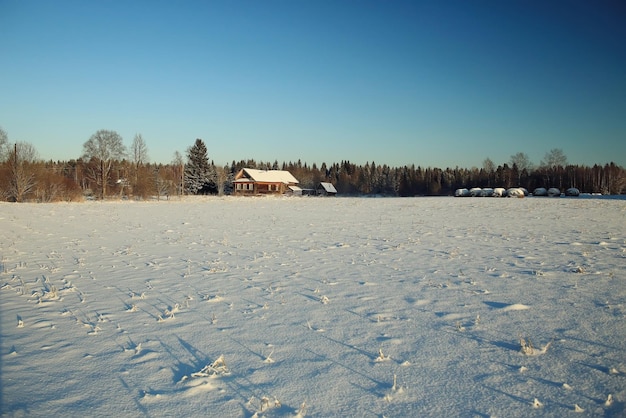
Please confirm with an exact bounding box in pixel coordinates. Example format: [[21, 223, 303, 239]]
[[1, 0, 624, 168]]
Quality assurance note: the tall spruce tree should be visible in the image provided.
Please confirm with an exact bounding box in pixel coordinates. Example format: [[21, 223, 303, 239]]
[[184, 139, 218, 194]]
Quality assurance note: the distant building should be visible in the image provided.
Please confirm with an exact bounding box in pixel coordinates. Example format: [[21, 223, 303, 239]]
[[233, 168, 299, 195], [317, 182, 337, 196]]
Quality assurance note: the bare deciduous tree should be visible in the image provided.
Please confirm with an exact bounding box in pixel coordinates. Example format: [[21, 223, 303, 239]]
[[541, 148, 568, 168], [510, 152, 534, 185], [7, 142, 39, 202], [482, 157, 495, 187], [539, 149, 568, 189], [172, 151, 184, 196], [130, 133, 149, 196], [153, 166, 171, 200], [131, 133, 149, 168], [482, 158, 495, 173], [82, 130, 126, 199], [0, 127, 9, 162], [510, 152, 533, 172]]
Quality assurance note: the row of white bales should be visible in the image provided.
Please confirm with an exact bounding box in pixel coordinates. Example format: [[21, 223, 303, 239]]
[[454, 187, 581, 197]]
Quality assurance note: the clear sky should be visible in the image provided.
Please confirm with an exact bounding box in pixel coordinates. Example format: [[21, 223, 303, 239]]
[[1, 0, 624, 168]]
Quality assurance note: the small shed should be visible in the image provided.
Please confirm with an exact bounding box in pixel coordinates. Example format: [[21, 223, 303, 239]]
[[317, 182, 337, 196], [288, 185, 303, 196]]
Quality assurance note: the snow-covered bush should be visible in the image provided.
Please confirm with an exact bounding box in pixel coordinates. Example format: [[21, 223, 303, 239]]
[[188, 354, 229, 378], [520, 336, 552, 355], [375, 348, 390, 362], [295, 401, 307, 417]]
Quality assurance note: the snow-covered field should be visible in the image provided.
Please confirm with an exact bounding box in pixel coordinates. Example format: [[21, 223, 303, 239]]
[[1, 196, 625, 417]]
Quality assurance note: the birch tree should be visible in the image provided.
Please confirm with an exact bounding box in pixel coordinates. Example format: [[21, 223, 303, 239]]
[[510, 152, 533, 172], [540, 148, 568, 189], [172, 151, 184, 196], [131, 133, 149, 168], [541, 148, 568, 168], [0, 127, 9, 161], [82, 130, 126, 199], [130, 133, 149, 195]]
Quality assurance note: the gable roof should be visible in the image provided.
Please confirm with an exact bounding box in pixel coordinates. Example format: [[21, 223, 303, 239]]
[[235, 168, 299, 184], [318, 182, 337, 193]]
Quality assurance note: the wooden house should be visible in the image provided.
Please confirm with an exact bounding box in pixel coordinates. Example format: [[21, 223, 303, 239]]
[[233, 168, 299, 195]]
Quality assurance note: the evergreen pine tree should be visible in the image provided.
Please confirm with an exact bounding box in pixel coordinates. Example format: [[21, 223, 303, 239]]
[[184, 139, 218, 195], [222, 163, 234, 195]]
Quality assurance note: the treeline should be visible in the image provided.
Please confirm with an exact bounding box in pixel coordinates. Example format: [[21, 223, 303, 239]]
[[242, 159, 626, 196], [1, 156, 623, 202], [0, 128, 624, 202]]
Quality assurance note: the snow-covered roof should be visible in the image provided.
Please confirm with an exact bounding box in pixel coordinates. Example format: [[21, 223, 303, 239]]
[[288, 185, 302, 191], [235, 168, 299, 184], [318, 182, 337, 193]]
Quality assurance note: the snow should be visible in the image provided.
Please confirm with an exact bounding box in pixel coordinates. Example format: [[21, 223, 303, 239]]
[[1, 196, 625, 417], [236, 169, 300, 184]]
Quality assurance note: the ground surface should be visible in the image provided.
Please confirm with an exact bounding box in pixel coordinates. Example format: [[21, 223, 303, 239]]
[[1, 196, 625, 417]]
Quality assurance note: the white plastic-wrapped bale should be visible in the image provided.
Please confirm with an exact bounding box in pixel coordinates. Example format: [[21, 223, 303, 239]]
[[548, 187, 561, 197], [492, 187, 506, 197], [533, 187, 548, 196], [481, 188, 494, 197], [507, 187, 525, 198], [470, 187, 483, 197], [455, 188, 470, 197]]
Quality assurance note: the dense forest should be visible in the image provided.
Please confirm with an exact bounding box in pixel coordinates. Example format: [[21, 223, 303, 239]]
[[0, 129, 624, 202]]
